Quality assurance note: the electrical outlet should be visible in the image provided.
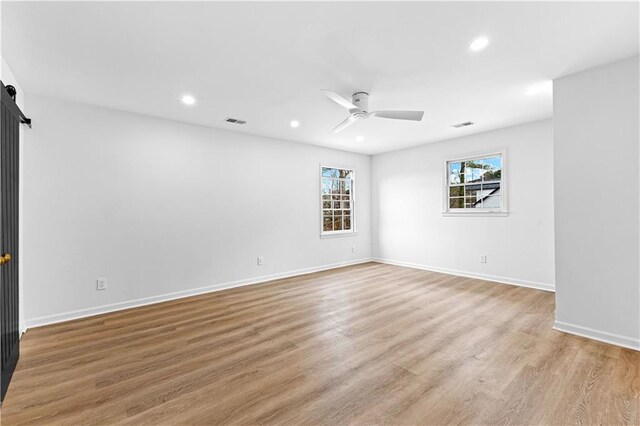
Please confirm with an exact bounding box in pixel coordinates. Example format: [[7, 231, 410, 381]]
[[480, 255, 487, 264], [257, 256, 264, 266], [97, 277, 108, 291], [352, 246, 357, 253]]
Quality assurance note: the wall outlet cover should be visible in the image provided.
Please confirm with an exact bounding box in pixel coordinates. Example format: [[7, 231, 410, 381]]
[[97, 277, 108, 291]]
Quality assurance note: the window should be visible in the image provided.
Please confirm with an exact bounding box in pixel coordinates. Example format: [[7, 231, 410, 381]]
[[321, 166, 355, 235], [445, 152, 505, 214]]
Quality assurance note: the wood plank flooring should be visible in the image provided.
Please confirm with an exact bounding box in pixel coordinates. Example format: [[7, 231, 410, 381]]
[[2, 262, 639, 425]]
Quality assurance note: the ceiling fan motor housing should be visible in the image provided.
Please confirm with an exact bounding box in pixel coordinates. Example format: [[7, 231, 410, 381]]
[[352, 91, 369, 112]]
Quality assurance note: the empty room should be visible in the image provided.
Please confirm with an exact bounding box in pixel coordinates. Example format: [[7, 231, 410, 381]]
[[0, 1, 639, 424]]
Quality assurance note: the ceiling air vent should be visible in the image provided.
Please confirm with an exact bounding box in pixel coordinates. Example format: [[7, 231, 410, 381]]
[[224, 117, 247, 125], [452, 121, 474, 128]]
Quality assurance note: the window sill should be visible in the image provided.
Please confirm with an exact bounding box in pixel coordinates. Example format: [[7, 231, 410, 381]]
[[320, 231, 358, 239], [442, 211, 508, 217]]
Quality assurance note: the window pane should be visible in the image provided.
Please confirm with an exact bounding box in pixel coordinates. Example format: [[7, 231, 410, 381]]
[[322, 167, 352, 179], [465, 196, 481, 208], [466, 182, 501, 208], [323, 217, 333, 231], [333, 201, 341, 209], [464, 184, 482, 206], [449, 186, 464, 197], [343, 210, 351, 217], [322, 168, 339, 178], [482, 156, 502, 182], [464, 185, 479, 195], [323, 201, 331, 209], [344, 180, 352, 194], [339, 169, 352, 179], [481, 182, 500, 197], [322, 194, 331, 200], [449, 197, 464, 208], [332, 195, 340, 200], [323, 210, 332, 218], [479, 182, 501, 208], [482, 195, 501, 209], [465, 160, 483, 183], [342, 201, 351, 209], [332, 180, 341, 194], [333, 216, 343, 231], [449, 162, 463, 184], [344, 216, 351, 230], [322, 180, 332, 194]]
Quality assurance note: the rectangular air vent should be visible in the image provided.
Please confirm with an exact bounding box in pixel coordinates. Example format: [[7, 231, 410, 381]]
[[224, 117, 247, 125], [452, 121, 474, 128]]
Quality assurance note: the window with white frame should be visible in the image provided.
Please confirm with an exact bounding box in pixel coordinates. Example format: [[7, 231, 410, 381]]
[[446, 152, 504, 213], [321, 167, 355, 235]]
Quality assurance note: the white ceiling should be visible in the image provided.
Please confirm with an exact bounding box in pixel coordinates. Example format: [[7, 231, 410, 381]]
[[2, 2, 638, 154]]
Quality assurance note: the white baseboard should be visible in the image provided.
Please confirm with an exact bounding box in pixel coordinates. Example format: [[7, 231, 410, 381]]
[[553, 320, 640, 351], [25, 258, 373, 330], [372, 258, 555, 292]]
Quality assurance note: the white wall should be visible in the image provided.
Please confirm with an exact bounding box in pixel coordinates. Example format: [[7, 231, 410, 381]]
[[371, 120, 555, 291], [553, 56, 640, 349], [1, 58, 25, 111], [1, 56, 26, 334], [23, 94, 371, 326]]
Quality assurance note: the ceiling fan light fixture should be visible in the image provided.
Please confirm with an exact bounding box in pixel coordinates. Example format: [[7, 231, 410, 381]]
[[321, 90, 424, 134]]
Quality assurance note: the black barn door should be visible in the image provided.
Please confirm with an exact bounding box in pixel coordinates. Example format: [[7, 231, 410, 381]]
[[0, 82, 30, 403]]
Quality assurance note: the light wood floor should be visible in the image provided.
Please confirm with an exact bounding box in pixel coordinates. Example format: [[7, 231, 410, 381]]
[[2, 262, 639, 425]]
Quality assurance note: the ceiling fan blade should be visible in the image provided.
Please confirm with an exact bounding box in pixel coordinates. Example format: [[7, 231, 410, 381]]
[[371, 110, 424, 121], [321, 89, 359, 111], [331, 116, 357, 134]]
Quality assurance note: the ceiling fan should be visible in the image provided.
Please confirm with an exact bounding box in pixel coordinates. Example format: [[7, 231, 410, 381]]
[[321, 90, 424, 134]]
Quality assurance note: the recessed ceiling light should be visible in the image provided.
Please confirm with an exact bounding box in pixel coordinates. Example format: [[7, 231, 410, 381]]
[[469, 37, 489, 51], [356, 136, 364, 142], [290, 120, 300, 128], [181, 94, 196, 105], [524, 81, 553, 96]]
